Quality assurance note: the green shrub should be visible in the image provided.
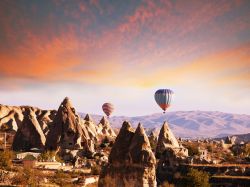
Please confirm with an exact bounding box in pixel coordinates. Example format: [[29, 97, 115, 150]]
[[12, 168, 44, 186], [53, 170, 72, 186], [186, 168, 210, 187], [244, 143, 250, 156], [0, 150, 13, 169], [38, 151, 64, 162], [186, 144, 200, 156]]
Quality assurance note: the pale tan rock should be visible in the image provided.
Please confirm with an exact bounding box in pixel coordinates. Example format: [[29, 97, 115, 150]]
[[82, 114, 99, 142], [0, 104, 55, 133], [156, 121, 180, 154], [97, 116, 116, 138]]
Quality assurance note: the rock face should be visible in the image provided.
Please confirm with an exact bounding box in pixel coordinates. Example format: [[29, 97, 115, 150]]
[[221, 136, 237, 149], [225, 136, 237, 144], [156, 121, 188, 158], [1, 99, 117, 155], [97, 116, 116, 138], [12, 108, 46, 151], [148, 131, 158, 152], [99, 122, 156, 187], [156, 122, 188, 184], [83, 114, 99, 142], [45, 97, 95, 154], [0, 104, 56, 133]]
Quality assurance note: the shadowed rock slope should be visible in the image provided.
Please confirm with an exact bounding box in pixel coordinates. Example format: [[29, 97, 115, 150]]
[[12, 108, 46, 151], [45, 97, 95, 153], [99, 121, 156, 187]]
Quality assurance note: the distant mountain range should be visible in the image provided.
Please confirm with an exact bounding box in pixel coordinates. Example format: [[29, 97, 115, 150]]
[[79, 111, 250, 138]]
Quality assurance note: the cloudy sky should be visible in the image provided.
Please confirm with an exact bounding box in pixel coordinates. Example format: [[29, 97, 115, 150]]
[[0, 0, 249, 116]]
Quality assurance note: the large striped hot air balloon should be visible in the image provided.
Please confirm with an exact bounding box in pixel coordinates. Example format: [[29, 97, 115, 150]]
[[102, 103, 114, 117], [154, 89, 174, 113]]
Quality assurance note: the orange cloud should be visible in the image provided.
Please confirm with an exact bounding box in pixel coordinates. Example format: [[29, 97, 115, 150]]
[[134, 42, 250, 88], [0, 0, 249, 90]]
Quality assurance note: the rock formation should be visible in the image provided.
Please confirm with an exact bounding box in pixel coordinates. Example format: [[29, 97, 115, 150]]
[[0, 104, 56, 133], [156, 122, 188, 184], [96, 116, 116, 139], [225, 136, 237, 144], [82, 114, 99, 142], [221, 136, 237, 149], [12, 108, 46, 151], [156, 121, 188, 158], [45, 97, 95, 156], [148, 131, 158, 152], [99, 121, 156, 187], [1, 99, 117, 156]]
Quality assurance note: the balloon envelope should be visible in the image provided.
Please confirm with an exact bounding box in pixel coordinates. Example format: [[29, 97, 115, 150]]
[[154, 89, 174, 112], [102, 103, 114, 117]]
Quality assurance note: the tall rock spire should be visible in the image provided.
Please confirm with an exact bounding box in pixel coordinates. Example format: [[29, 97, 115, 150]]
[[156, 121, 180, 157], [97, 116, 116, 138], [45, 97, 94, 153], [99, 122, 156, 187]]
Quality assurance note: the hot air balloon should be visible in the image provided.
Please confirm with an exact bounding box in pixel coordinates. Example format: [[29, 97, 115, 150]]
[[102, 103, 114, 117], [154, 89, 174, 113]]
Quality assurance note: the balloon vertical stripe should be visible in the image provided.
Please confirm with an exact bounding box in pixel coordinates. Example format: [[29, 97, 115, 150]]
[[154, 89, 174, 112]]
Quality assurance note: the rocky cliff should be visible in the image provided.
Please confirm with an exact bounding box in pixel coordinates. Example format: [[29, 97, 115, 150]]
[[99, 121, 156, 187], [0, 104, 56, 133]]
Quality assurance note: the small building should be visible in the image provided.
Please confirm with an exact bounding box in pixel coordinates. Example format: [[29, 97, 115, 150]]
[[23, 154, 37, 168], [198, 147, 210, 161], [211, 159, 221, 164]]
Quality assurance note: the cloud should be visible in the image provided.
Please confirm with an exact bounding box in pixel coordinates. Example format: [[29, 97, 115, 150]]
[[135, 42, 250, 88], [0, 0, 249, 91]]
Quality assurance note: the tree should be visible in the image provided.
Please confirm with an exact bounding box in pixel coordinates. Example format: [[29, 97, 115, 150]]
[[186, 168, 210, 187], [52, 170, 72, 186], [186, 144, 200, 156], [12, 168, 45, 186], [38, 151, 59, 162], [243, 143, 250, 157], [0, 150, 13, 169]]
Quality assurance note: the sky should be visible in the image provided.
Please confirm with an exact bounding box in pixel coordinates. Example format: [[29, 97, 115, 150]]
[[0, 0, 249, 116]]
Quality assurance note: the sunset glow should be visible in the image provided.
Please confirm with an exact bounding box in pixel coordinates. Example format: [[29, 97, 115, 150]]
[[0, 0, 249, 115]]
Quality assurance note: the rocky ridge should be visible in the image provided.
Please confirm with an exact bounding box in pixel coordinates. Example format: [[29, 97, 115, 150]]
[[0, 98, 117, 158], [0, 104, 56, 133]]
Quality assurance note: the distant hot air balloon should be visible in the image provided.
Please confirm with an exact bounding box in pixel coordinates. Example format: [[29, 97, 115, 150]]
[[102, 103, 114, 117], [154, 89, 174, 113]]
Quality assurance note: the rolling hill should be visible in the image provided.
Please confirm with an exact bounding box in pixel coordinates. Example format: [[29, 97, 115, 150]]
[[80, 111, 250, 138]]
